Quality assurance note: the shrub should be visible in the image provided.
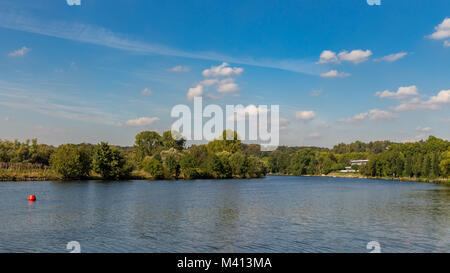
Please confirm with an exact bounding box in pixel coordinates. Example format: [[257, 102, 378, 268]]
[[50, 144, 91, 179]]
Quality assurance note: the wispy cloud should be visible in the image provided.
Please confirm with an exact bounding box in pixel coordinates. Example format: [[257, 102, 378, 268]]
[[338, 109, 397, 124], [125, 117, 159, 127], [320, 70, 350, 78], [375, 52, 407, 62], [0, 80, 122, 126], [169, 65, 190, 72], [8, 46, 30, 57], [0, 11, 321, 75]]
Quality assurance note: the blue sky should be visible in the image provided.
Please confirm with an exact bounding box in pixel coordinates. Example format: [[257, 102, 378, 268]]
[[0, 0, 449, 147]]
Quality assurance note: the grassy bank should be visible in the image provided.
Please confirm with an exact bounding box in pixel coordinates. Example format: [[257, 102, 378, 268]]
[[0, 168, 265, 182]]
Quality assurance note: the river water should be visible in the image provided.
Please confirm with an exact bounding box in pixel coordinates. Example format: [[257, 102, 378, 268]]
[[0, 176, 449, 253]]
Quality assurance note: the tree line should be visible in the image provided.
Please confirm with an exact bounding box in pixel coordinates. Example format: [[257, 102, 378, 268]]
[[0, 130, 267, 180], [1, 134, 449, 180], [254, 136, 449, 180]]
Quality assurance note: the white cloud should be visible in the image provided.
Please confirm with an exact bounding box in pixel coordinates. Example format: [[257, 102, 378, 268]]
[[416, 126, 432, 132], [338, 109, 397, 123], [187, 63, 243, 99], [199, 79, 218, 87], [317, 50, 338, 64], [375, 85, 419, 99], [66, 0, 81, 6], [202, 62, 243, 77], [187, 84, 204, 101], [8, 46, 30, 57], [368, 109, 397, 121], [338, 49, 372, 64], [141, 88, 152, 96], [445, 40, 450, 47], [428, 89, 450, 104], [320, 70, 350, 78], [217, 78, 239, 93], [376, 52, 407, 62], [295, 110, 316, 121], [170, 65, 189, 72], [338, 112, 368, 124], [395, 89, 450, 111], [428, 18, 450, 40], [125, 117, 159, 127]]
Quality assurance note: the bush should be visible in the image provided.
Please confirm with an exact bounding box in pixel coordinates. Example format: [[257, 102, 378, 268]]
[[50, 144, 91, 179]]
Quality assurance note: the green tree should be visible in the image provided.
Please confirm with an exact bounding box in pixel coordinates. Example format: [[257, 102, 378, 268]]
[[134, 131, 162, 162], [92, 142, 132, 179], [142, 156, 164, 179], [50, 144, 91, 179], [229, 152, 248, 177]]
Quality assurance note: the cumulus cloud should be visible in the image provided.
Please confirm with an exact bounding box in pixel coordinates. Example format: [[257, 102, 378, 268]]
[[141, 88, 152, 96], [428, 18, 450, 40], [320, 70, 350, 78], [187, 63, 244, 99], [416, 126, 432, 132], [317, 50, 338, 64], [187, 84, 204, 101], [428, 89, 450, 104], [376, 52, 408, 62], [375, 85, 419, 99], [125, 117, 159, 127], [295, 110, 316, 121], [170, 65, 189, 72], [338, 109, 397, 123], [338, 49, 372, 64], [394, 89, 450, 111], [202, 62, 243, 77], [8, 46, 30, 57], [217, 78, 239, 93], [368, 109, 397, 120], [317, 49, 372, 64]]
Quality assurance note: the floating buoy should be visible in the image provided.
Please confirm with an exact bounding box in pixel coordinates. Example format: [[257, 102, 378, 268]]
[[28, 195, 36, 201]]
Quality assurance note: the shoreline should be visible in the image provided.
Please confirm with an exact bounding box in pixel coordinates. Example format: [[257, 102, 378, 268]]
[[268, 173, 450, 185], [1, 171, 449, 185]]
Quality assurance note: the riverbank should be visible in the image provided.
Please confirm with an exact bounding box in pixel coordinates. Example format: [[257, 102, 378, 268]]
[[0, 169, 265, 182], [269, 172, 450, 185], [1, 168, 448, 184]]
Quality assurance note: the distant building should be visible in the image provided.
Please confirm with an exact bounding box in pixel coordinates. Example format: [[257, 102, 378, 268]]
[[350, 159, 369, 166], [340, 166, 356, 173]]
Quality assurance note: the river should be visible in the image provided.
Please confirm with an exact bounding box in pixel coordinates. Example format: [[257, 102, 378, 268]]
[[0, 176, 449, 253]]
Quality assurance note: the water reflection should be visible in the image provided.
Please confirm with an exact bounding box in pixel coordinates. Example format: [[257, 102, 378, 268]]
[[0, 176, 449, 253]]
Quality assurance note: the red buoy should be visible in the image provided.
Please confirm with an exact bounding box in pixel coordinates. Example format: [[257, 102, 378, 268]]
[[28, 195, 36, 201]]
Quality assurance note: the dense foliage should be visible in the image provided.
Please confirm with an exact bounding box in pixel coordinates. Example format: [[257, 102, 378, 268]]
[[1, 134, 449, 181], [256, 136, 449, 180], [50, 144, 91, 179]]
